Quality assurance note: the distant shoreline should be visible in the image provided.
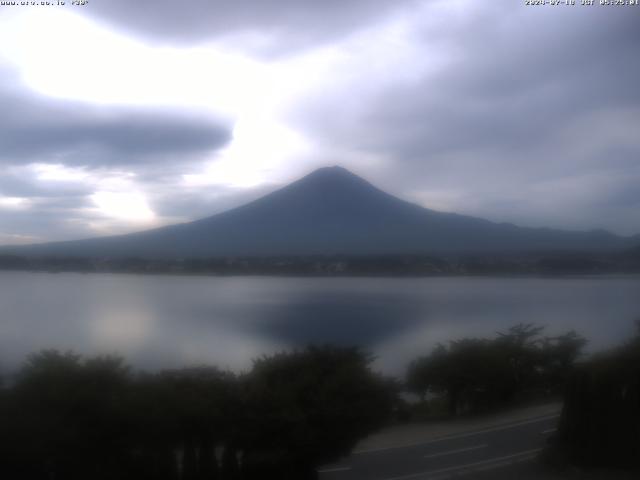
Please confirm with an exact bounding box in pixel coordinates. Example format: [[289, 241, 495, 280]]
[[1, 251, 639, 277]]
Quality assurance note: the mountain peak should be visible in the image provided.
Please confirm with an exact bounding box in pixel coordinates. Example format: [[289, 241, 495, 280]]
[[303, 165, 360, 180], [315, 165, 352, 173], [271, 166, 393, 207], [294, 165, 375, 189]]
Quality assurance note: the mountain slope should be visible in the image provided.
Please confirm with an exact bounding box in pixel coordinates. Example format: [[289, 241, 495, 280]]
[[3, 166, 637, 258]]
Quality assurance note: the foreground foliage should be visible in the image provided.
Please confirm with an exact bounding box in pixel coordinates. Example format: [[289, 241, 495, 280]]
[[553, 323, 640, 470], [0, 346, 394, 480], [406, 324, 587, 416]]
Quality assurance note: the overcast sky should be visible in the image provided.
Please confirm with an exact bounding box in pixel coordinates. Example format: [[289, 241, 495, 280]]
[[0, 0, 639, 245]]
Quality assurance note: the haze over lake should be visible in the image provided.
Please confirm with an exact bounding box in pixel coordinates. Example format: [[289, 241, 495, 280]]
[[1, 272, 638, 376]]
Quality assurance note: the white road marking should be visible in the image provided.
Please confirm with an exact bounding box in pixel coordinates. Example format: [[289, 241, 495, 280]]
[[541, 428, 557, 435], [317, 466, 352, 473], [423, 444, 488, 460], [381, 448, 542, 480], [355, 413, 559, 455]]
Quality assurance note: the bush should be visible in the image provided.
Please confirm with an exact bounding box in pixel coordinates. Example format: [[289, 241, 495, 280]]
[[407, 324, 586, 416], [0, 346, 395, 480], [553, 324, 640, 469]]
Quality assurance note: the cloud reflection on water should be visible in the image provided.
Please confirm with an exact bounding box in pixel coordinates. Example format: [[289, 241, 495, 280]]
[[0, 273, 638, 376]]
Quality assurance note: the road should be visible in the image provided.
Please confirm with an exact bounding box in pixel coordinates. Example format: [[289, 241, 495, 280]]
[[318, 411, 559, 480]]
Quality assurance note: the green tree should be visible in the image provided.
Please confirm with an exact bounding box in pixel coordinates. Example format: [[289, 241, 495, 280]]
[[407, 324, 586, 417], [539, 331, 588, 393], [408, 339, 514, 415], [240, 346, 395, 480], [4, 351, 131, 479], [554, 323, 639, 469], [128, 367, 239, 480]]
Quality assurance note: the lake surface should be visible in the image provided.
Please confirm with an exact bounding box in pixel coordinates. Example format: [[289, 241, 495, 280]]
[[1, 272, 638, 375]]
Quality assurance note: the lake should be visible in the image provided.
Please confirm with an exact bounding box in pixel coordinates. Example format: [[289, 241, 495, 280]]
[[1, 272, 638, 376]]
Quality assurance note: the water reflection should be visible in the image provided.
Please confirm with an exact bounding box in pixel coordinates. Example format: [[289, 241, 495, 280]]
[[0, 272, 638, 375]]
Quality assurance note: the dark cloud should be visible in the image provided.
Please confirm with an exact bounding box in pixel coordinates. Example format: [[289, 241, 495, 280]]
[[0, 91, 231, 168], [306, 5, 639, 154], [0, 67, 234, 243], [150, 183, 278, 221], [291, 3, 640, 234], [2, 1, 639, 243], [0, 202, 92, 243], [81, 0, 418, 54], [0, 171, 91, 198]]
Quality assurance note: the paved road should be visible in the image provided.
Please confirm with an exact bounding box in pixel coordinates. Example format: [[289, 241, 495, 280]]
[[318, 412, 559, 480]]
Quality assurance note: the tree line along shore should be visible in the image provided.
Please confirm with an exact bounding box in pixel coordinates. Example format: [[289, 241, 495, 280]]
[[1, 250, 640, 276]]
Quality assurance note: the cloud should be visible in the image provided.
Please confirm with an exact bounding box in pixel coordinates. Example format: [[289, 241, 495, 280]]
[[149, 182, 279, 223], [0, 199, 91, 244], [287, 2, 640, 234], [0, 169, 91, 199], [0, 66, 234, 243], [0, 91, 232, 168], [1, 0, 639, 243], [81, 0, 419, 54]]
